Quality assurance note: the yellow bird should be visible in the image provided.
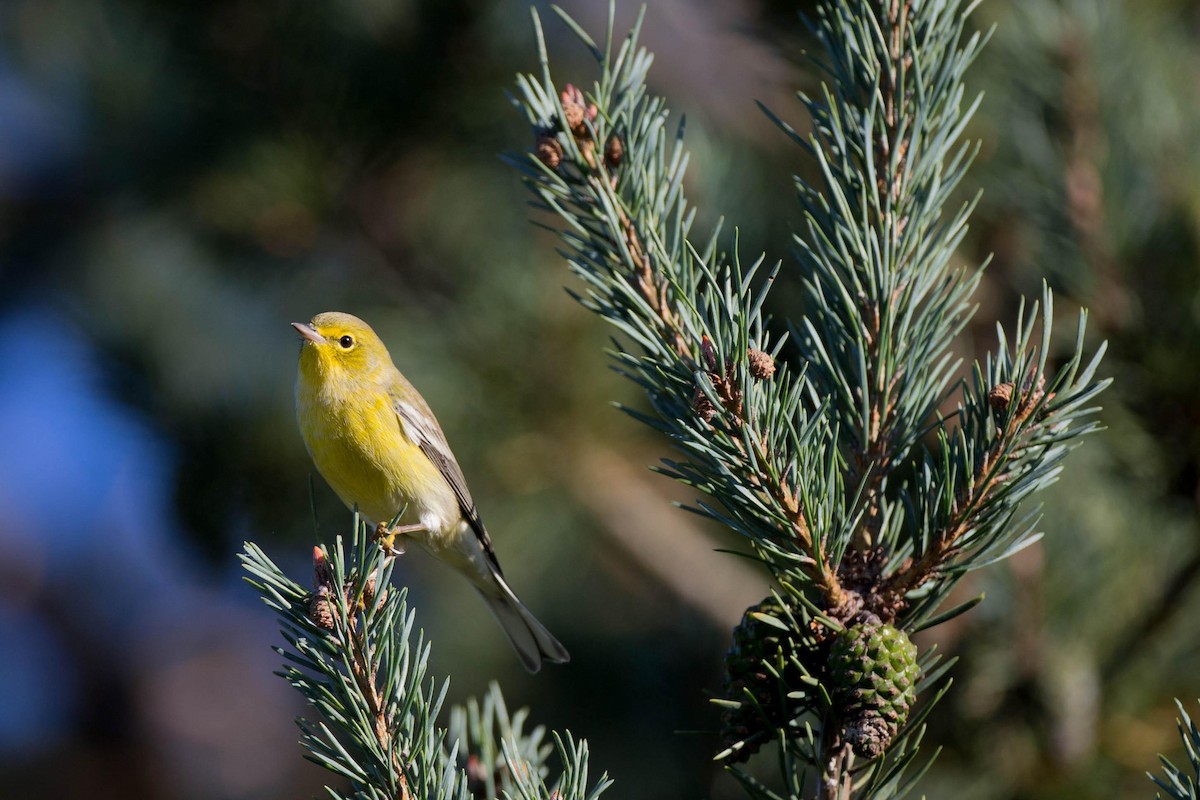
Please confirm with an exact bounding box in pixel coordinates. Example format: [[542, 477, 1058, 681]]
[[291, 311, 569, 672]]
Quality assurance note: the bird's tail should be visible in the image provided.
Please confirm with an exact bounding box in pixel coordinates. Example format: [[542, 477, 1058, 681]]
[[476, 573, 570, 673]]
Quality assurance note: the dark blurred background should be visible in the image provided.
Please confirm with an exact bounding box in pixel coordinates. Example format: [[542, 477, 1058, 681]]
[[0, 1, 1197, 798]]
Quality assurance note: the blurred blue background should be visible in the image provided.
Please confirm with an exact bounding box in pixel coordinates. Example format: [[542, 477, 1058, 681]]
[[0, 1, 1198, 798]]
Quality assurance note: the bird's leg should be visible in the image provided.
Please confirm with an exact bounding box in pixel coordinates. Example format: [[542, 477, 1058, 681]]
[[373, 521, 426, 555]]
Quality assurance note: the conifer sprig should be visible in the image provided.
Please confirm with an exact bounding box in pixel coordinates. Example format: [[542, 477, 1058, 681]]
[[507, 5, 848, 606], [510, 1, 1105, 614], [783, 2, 1110, 623], [1151, 699, 1200, 799], [508, 1, 1107, 795], [778, 0, 990, 553], [887, 292, 1108, 605], [240, 518, 609, 800]]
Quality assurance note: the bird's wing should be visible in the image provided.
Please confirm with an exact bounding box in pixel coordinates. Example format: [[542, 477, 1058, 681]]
[[390, 390, 503, 575]]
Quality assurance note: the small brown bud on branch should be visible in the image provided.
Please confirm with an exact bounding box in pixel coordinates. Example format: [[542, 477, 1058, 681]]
[[989, 375, 1053, 422], [693, 385, 718, 423], [605, 134, 624, 168], [309, 586, 336, 630], [535, 135, 563, 170], [560, 84, 597, 137], [701, 335, 720, 372], [310, 547, 338, 630], [987, 382, 1014, 410], [748, 348, 776, 380], [359, 574, 388, 611], [312, 546, 333, 586]]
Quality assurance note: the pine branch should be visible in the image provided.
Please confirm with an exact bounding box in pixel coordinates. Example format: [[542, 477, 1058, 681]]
[[450, 683, 554, 799], [1151, 699, 1200, 799], [507, 4, 847, 606], [507, 1, 1108, 796], [504, 734, 613, 800], [240, 516, 610, 800], [886, 290, 1109, 602], [782, 0, 989, 559]]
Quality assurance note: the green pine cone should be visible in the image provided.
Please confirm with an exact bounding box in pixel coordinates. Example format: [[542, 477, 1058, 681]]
[[827, 622, 920, 759], [719, 595, 825, 762]]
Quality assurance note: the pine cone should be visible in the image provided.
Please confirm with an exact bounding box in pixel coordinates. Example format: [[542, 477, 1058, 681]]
[[827, 622, 920, 759], [719, 596, 826, 762]]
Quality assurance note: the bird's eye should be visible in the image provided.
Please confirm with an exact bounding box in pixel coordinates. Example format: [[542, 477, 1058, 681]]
[[338, 335, 354, 349]]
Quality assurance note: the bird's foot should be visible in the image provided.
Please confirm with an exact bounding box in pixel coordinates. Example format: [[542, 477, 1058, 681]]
[[373, 521, 426, 556]]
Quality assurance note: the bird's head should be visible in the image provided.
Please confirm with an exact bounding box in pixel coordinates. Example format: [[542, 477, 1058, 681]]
[[292, 312, 393, 387]]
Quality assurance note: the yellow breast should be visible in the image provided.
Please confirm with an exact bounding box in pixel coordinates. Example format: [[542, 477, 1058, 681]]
[[295, 370, 458, 533]]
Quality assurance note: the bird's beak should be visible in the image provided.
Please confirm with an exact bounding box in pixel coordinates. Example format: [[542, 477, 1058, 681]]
[[291, 322, 326, 345]]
